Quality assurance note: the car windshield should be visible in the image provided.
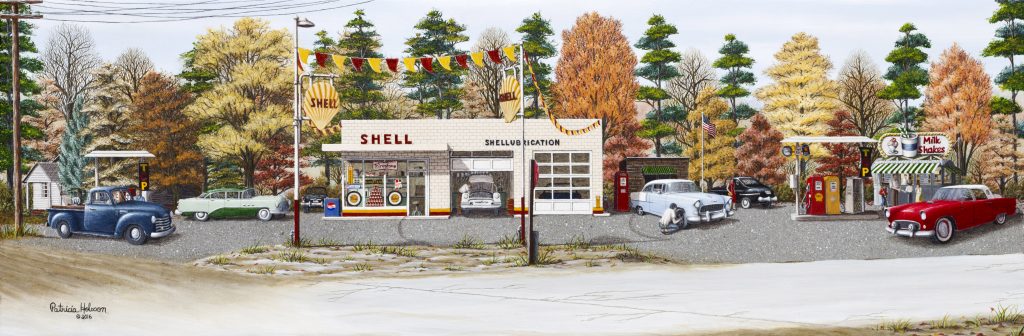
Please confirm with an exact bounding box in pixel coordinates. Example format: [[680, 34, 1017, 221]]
[[931, 188, 970, 201], [666, 182, 698, 193], [738, 178, 763, 188]]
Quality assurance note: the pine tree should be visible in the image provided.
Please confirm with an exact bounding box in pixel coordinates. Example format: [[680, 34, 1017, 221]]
[[878, 23, 931, 133], [403, 10, 469, 119], [178, 42, 216, 95], [58, 97, 89, 190], [553, 12, 649, 180], [818, 110, 861, 192], [516, 12, 557, 119], [634, 15, 680, 157], [735, 113, 785, 185], [713, 34, 757, 124], [923, 44, 992, 177], [983, 0, 1024, 183], [0, 17, 45, 188], [337, 9, 388, 120], [756, 33, 838, 141], [686, 88, 736, 189]]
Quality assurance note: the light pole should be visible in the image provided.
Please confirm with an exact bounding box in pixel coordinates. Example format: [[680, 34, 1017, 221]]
[[293, 16, 314, 246]]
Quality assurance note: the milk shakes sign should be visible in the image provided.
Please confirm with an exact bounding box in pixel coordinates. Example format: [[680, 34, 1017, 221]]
[[879, 132, 950, 158]]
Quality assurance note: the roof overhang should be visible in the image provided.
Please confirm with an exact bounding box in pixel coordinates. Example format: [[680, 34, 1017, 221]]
[[780, 136, 877, 143], [322, 144, 450, 152], [84, 150, 155, 158]]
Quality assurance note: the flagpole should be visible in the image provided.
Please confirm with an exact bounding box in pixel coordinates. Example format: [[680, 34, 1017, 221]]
[[700, 112, 705, 192]]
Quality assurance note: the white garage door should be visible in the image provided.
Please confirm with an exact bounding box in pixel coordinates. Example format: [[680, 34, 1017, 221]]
[[533, 152, 592, 215], [451, 158, 513, 172]]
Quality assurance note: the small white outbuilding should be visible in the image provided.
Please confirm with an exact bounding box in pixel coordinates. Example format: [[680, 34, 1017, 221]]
[[21, 162, 62, 211]]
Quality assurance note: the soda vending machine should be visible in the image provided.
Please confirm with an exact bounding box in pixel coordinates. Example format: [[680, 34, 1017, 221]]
[[805, 175, 826, 215], [824, 175, 841, 215], [614, 171, 631, 212]]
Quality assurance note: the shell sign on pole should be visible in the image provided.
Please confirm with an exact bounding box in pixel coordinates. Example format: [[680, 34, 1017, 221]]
[[303, 81, 340, 132], [499, 75, 521, 123]]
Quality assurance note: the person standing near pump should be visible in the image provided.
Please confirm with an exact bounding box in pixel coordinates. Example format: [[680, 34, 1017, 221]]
[[727, 179, 737, 210], [879, 185, 889, 211]]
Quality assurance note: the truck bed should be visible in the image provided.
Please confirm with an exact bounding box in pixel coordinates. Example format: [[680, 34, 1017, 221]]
[[49, 205, 85, 211]]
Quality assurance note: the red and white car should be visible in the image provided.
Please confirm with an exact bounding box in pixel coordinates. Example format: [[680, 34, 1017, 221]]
[[885, 185, 1018, 244]]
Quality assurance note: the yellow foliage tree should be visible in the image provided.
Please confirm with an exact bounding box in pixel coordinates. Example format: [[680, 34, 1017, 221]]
[[756, 32, 838, 150], [686, 87, 736, 189], [969, 115, 1015, 192], [185, 18, 292, 188], [922, 44, 992, 176]]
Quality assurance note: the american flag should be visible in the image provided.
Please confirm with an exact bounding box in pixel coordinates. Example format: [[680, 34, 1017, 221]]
[[702, 115, 717, 138]]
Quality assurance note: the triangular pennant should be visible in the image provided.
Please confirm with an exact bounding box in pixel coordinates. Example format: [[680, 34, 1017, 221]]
[[470, 52, 485, 67], [297, 48, 312, 71], [419, 57, 434, 73], [315, 52, 329, 67], [367, 58, 383, 73], [385, 58, 399, 72], [331, 55, 347, 71], [455, 54, 469, 68], [503, 45, 517, 63], [403, 58, 418, 72], [486, 49, 503, 64], [352, 58, 365, 71], [437, 55, 453, 71]]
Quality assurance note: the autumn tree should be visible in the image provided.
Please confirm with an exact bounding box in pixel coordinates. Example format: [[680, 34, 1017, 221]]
[[517, 12, 557, 118], [184, 18, 292, 188], [922, 44, 993, 177], [42, 24, 100, 190], [86, 50, 154, 185], [255, 136, 311, 195], [685, 88, 736, 189], [713, 34, 757, 124], [879, 23, 931, 132], [983, 0, 1024, 183], [126, 72, 202, 201], [837, 50, 896, 140], [970, 115, 1017, 193], [666, 48, 715, 151], [403, 10, 469, 119], [735, 113, 785, 185], [756, 33, 838, 142], [818, 110, 861, 193], [24, 79, 64, 161], [553, 12, 649, 180], [462, 27, 511, 118], [635, 14, 680, 156]]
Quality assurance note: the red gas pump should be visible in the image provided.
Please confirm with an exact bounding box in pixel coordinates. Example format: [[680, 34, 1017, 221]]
[[805, 175, 826, 215], [614, 171, 631, 212]]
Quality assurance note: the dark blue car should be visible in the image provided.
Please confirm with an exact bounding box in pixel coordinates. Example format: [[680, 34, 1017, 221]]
[[47, 186, 176, 245]]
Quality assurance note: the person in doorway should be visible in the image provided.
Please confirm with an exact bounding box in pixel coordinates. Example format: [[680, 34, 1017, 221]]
[[879, 186, 889, 209]]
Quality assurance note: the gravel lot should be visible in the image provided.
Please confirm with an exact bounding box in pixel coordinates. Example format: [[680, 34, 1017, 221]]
[[15, 204, 1023, 263]]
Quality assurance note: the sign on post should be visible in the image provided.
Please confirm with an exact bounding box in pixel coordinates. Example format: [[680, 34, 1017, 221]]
[[859, 147, 873, 177], [138, 162, 150, 191]]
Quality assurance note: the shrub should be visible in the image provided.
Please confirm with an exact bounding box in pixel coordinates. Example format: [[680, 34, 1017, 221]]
[[452, 235, 484, 249], [771, 184, 795, 203], [497, 234, 522, 249]]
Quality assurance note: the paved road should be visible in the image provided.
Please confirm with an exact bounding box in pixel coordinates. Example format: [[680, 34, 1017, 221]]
[[16, 204, 1023, 263]]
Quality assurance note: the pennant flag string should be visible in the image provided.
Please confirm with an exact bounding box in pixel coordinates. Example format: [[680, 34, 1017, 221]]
[[352, 58, 365, 72], [296, 44, 522, 74], [297, 47, 312, 71], [385, 58, 399, 72], [438, 55, 453, 71], [315, 52, 328, 67], [523, 49, 601, 136], [368, 58, 383, 73], [419, 57, 434, 73], [403, 57, 417, 72], [486, 49, 502, 64], [455, 54, 469, 68], [470, 51, 485, 67], [331, 54, 347, 72]]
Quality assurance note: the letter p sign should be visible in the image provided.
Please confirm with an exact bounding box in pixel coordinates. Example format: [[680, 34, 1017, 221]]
[[139, 162, 150, 191]]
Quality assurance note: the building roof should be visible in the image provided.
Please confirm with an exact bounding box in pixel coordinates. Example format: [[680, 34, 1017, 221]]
[[84, 150, 155, 158], [22, 162, 59, 183], [781, 136, 877, 143]]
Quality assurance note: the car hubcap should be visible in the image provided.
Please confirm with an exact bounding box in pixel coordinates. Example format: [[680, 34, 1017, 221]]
[[60, 225, 68, 234], [742, 199, 750, 208], [131, 228, 141, 240], [197, 213, 206, 220], [937, 221, 950, 240], [260, 210, 269, 218], [997, 214, 1006, 223]]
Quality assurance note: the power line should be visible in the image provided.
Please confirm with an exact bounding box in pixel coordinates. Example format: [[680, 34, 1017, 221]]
[[38, 0, 340, 17], [36, 0, 373, 23]]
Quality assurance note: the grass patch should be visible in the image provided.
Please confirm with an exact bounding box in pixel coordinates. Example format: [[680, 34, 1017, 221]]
[[240, 244, 269, 254], [452, 235, 484, 249], [247, 266, 276, 274], [316, 237, 340, 247], [536, 248, 560, 265], [0, 224, 41, 239], [351, 263, 372, 271], [931, 314, 958, 329], [284, 237, 312, 248], [312, 257, 331, 265], [496, 234, 522, 249], [564, 234, 591, 250], [992, 304, 1023, 324], [481, 253, 501, 266], [443, 264, 463, 271], [614, 244, 654, 262], [353, 241, 378, 253], [964, 314, 985, 328], [275, 250, 310, 263], [584, 259, 599, 267], [208, 255, 231, 265], [379, 245, 417, 257], [877, 319, 912, 333]]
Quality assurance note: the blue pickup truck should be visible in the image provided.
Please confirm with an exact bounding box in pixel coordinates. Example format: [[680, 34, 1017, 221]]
[[47, 186, 176, 245]]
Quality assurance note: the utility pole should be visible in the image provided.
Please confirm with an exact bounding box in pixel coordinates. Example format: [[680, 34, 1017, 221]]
[[2, 0, 41, 236]]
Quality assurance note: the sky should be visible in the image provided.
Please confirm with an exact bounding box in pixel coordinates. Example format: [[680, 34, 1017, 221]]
[[30, 0, 1002, 92]]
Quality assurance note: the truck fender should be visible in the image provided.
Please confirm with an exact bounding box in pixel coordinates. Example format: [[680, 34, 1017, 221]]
[[116, 213, 155, 237], [47, 211, 81, 231]]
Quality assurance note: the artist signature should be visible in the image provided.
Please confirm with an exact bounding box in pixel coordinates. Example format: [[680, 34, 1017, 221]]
[[49, 302, 108, 320]]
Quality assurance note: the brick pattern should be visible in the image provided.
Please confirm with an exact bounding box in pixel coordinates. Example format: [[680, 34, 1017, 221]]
[[620, 157, 690, 193]]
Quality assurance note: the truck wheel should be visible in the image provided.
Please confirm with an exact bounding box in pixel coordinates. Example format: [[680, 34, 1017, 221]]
[[995, 213, 1007, 225], [740, 197, 752, 209], [57, 220, 72, 239], [257, 208, 273, 221], [635, 206, 645, 216], [125, 224, 148, 245], [194, 212, 209, 222], [930, 218, 956, 244]]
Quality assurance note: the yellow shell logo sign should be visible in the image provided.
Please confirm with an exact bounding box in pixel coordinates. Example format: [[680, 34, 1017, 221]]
[[499, 75, 521, 123], [303, 81, 340, 131]]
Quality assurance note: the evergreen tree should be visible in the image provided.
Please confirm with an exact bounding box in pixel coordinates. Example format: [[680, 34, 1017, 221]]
[[516, 12, 556, 119], [337, 9, 388, 120], [0, 17, 44, 188], [878, 23, 930, 133], [983, 0, 1024, 183], [712, 34, 757, 124], [403, 10, 469, 119], [178, 42, 217, 95], [58, 97, 89, 190], [635, 15, 680, 157]]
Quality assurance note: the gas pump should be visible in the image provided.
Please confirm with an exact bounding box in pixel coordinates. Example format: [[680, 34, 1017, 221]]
[[805, 175, 826, 215], [824, 175, 840, 215], [614, 171, 630, 212]]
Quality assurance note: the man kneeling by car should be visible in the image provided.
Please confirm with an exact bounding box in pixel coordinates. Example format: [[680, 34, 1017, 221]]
[[660, 204, 682, 228]]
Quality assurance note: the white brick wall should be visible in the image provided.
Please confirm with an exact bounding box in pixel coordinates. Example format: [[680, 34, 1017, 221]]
[[333, 119, 604, 212]]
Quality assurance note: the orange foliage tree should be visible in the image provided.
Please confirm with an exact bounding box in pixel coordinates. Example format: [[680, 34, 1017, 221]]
[[552, 12, 649, 180], [735, 113, 786, 185], [818, 110, 861, 192], [922, 44, 992, 176], [127, 72, 203, 201]]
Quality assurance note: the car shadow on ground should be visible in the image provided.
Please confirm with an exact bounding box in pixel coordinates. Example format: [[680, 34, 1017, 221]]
[[887, 213, 1023, 247]]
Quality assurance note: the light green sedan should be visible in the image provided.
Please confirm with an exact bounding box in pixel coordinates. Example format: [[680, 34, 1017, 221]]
[[174, 188, 290, 221]]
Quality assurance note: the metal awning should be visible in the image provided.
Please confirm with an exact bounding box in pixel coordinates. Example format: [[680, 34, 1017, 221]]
[[871, 160, 941, 175], [321, 144, 449, 152], [781, 136, 877, 143], [85, 150, 155, 158]]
